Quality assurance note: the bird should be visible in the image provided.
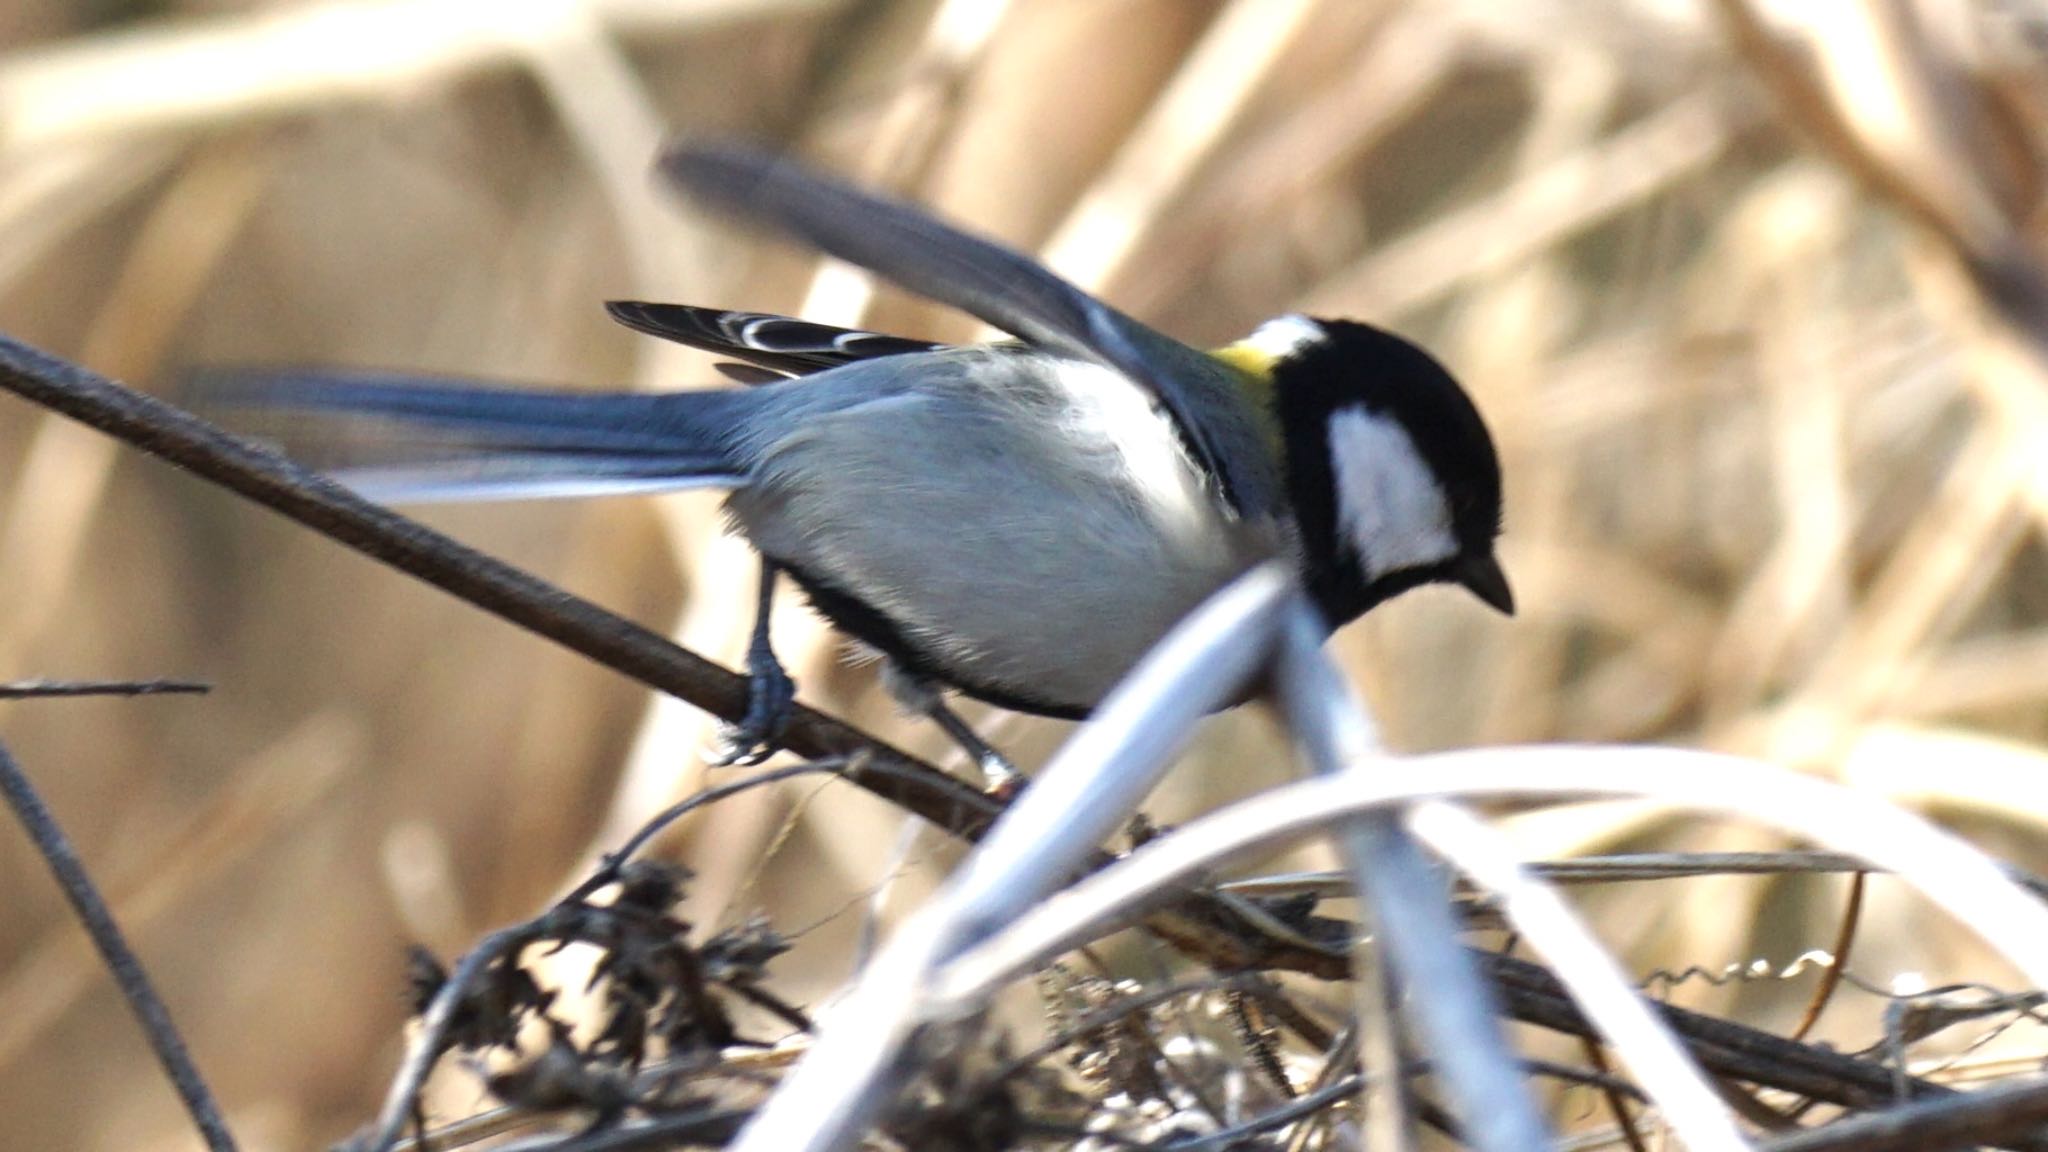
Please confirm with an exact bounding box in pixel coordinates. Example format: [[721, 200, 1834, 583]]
[[215, 143, 1512, 782]]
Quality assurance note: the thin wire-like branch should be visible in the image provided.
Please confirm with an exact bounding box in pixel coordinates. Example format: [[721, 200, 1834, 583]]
[[567, 757, 897, 902], [1789, 871, 1865, 1042], [0, 678, 210, 698], [1226, 853, 2048, 903], [0, 737, 236, 1152]]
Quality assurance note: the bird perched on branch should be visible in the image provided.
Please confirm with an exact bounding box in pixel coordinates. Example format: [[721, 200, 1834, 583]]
[[218, 143, 1511, 783]]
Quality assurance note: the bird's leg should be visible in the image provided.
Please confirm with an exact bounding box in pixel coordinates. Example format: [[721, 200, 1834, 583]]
[[711, 561, 797, 767], [882, 664, 1020, 793]]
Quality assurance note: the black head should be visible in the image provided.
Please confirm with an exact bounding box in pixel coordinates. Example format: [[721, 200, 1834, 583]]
[[1246, 315, 1510, 628]]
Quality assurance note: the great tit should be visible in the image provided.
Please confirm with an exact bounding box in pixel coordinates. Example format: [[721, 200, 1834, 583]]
[[223, 144, 1511, 777]]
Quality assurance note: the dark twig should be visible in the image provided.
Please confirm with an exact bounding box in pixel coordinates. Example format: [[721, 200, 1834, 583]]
[[0, 678, 210, 698], [1228, 852, 2048, 904], [1485, 947, 1913, 1108], [1760, 1075, 2048, 1152], [1578, 1036, 1651, 1152], [365, 924, 536, 1152], [1164, 1058, 1653, 1152], [0, 737, 237, 1152], [365, 763, 883, 1151], [1482, 949, 2048, 1152], [1227, 986, 1296, 1097], [491, 1109, 751, 1152]]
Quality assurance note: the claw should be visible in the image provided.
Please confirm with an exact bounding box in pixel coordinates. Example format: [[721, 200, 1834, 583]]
[[976, 749, 1024, 799], [881, 662, 1021, 791], [710, 647, 796, 767]]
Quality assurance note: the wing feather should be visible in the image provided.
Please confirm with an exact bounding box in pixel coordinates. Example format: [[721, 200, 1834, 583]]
[[657, 143, 1280, 517]]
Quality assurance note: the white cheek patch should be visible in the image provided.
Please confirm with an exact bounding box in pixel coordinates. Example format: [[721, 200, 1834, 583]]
[[1328, 407, 1457, 580]]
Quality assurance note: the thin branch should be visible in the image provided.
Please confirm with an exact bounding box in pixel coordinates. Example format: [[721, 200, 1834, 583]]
[[1163, 1073, 1363, 1152], [364, 925, 536, 1152], [568, 757, 900, 902], [0, 678, 209, 698], [1481, 952, 2035, 1129], [1789, 871, 1865, 1042], [0, 737, 236, 1152], [1226, 852, 2048, 903], [1759, 1075, 2048, 1152], [1577, 1036, 1652, 1152]]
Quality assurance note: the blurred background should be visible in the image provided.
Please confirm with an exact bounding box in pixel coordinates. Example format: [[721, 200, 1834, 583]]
[[4, 0, 2048, 1148]]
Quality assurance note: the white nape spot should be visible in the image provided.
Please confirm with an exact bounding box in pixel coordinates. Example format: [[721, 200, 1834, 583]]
[[1239, 314, 1325, 361], [1328, 407, 1457, 579]]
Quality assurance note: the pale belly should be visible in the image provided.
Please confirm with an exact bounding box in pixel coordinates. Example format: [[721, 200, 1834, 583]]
[[721, 351, 1289, 715]]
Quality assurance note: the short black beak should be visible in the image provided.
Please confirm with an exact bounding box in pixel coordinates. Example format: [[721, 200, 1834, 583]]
[[1455, 552, 1515, 615]]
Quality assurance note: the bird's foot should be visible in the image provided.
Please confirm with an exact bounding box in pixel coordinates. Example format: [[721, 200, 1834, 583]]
[[710, 655, 796, 767]]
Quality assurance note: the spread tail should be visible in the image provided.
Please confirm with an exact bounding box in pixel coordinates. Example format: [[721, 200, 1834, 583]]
[[196, 370, 749, 503]]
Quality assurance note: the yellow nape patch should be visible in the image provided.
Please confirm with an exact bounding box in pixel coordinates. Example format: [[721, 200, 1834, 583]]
[[1209, 342, 1281, 381], [1206, 345, 1284, 455]]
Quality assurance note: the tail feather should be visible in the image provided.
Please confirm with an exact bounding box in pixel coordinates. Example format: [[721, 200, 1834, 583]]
[[196, 370, 749, 503]]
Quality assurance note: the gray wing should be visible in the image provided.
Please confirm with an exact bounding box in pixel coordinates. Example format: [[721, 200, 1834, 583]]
[[658, 143, 1280, 518]]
